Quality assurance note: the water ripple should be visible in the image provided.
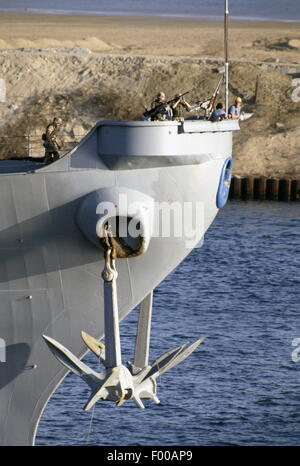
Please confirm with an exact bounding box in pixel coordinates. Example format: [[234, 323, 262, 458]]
[[37, 201, 300, 446]]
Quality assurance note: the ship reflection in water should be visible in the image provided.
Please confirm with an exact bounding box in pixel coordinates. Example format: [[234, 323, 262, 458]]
[[37, 200, 300, 446]]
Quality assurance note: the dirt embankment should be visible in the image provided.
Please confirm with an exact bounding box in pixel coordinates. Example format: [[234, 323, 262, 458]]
[[0, 47, 299, 177]]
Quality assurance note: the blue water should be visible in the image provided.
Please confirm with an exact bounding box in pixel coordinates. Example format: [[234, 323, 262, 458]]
[[0, 0, 300, 22], [36, 201, 300, 446]]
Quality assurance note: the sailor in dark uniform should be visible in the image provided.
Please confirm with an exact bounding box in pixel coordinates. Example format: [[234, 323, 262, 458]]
[[43, 117, 63, 164], [210, 102, 226, 121]]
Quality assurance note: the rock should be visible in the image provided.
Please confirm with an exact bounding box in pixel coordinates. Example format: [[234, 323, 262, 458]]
[[288, 39, 300, 49]]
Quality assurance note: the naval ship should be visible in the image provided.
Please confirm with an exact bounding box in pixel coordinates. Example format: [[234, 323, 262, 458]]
[[0, 116, 239, 445], [0, 3, 240, 446]]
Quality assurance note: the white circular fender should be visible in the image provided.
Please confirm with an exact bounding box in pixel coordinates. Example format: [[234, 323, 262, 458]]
[[76, 187, 154, 258]]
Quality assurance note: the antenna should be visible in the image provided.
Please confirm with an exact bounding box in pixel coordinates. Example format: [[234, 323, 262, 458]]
[[224, 0, 229, 117]]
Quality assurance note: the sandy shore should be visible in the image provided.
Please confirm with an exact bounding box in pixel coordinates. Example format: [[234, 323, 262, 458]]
[[0, 12, 299, 177], [0, 12, 300, 61]]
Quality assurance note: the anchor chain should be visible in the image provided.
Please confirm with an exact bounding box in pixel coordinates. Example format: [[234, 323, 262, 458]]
[[101, 223, 117, 283]]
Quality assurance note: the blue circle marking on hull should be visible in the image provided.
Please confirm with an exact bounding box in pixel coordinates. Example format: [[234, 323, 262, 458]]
[[216, 157, 233, 208]]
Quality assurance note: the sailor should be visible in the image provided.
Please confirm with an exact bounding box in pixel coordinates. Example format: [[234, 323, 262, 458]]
[[228, 97, 242, 119], [210, 102, 226, 122], [149, 92, 173, 121], [43, 117, 63, 164], [171, 94, 192, 121]]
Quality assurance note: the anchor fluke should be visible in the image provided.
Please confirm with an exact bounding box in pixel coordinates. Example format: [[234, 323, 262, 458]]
[[81, 331, 105, 361], [147, 337, 206, 379], [128, 337, 206, 409], [42, 335, 104, 391]]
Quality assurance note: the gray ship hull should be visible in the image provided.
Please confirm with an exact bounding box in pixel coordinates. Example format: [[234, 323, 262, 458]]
[[0, 119, 239, 445]]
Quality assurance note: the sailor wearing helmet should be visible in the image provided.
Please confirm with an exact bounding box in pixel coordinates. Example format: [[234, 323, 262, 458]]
[[171, 93, 192, 122], [43, 117, 63, 164], [228, 97, 242, 119], [149, 91, 173, 121]]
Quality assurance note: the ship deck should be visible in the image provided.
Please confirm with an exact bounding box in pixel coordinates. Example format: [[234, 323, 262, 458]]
[[0, 118, 239, 174]]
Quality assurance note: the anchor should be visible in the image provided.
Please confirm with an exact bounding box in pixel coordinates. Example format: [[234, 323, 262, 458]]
[[43, 223, 205, 410]]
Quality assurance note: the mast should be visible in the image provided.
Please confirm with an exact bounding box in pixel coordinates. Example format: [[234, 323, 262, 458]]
[[224, 0, 229, 116]]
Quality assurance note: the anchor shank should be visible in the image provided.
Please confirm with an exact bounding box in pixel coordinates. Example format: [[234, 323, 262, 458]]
[[103, 276, 122, 368], [133, 291, 153, 372]]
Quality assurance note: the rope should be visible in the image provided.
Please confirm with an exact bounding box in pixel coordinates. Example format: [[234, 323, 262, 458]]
[[84, 356, 102, 446], [84, 399, 97, 446]]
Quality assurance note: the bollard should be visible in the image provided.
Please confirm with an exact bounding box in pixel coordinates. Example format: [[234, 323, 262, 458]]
[[278, 179, 291, 201], [291, 180, 300, 201], [241, 177, 254, 200], [266, 179, 279, 201], [254, 178, 267, 200], [229, 176, 299, 202], [230, 177, 242, 199]]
